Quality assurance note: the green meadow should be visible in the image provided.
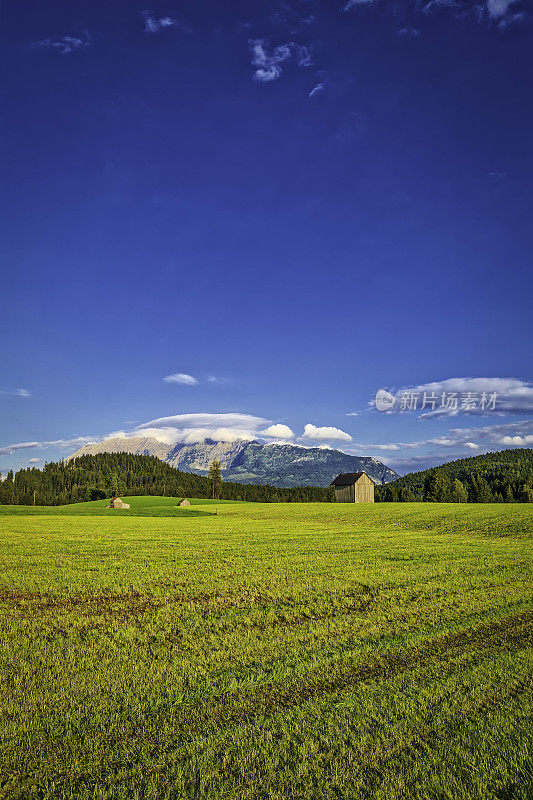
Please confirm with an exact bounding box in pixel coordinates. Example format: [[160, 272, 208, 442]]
[[0, 498, 532, 799]]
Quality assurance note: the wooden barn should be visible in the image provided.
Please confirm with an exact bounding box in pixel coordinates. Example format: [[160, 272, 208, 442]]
[[108, 497, 130, 509], [330, 472, 375, 503]]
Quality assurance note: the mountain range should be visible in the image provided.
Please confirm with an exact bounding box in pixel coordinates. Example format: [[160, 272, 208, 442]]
[[68, 436, 398, 487]]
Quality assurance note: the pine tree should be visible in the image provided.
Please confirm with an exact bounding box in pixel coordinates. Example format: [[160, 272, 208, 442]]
[[208, 460, 222, 499], [1, 470, 15, 505], [519, 485, 533, 503], [424, 471, 452, 502], [469, 475, 493, 503], [451, 479, 468, 503], [504, 485, 515, 503]]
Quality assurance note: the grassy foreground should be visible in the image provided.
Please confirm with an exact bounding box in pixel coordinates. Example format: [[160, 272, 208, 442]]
[[0, 500, 532, 800]]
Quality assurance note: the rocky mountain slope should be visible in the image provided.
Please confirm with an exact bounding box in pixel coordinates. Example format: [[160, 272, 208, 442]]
[[68, 437, 398, 487]]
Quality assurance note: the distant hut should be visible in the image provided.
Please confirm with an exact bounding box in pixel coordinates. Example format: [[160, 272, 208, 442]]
[[108, 497, 130, 509], [178, 499, 191, 507], [330, 472, 375, 503]]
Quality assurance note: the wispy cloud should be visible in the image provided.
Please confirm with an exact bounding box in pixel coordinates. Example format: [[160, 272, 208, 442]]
[[397, 28, 421, 37], [486, 0, 520, 18], [0, 436, 98, 458], [143, 13, 178, 33], [496, 11, 525, 28], [37, 34, 91, 55], [302, 423, 352, 442], [248, 38, 313, 82], [249, 39, 292, 82], [345, 0, 525, 27], [163, 373, 231, 386], [0, 388, 31, 399], [207, 375, 230, 385], [309, 82, 324, 98], [295, 44, 313, 67], [343, 0, 376, 10], [163, 373, 198, 385], [357, 419, 533, 472], [371, 377, 533, 418]]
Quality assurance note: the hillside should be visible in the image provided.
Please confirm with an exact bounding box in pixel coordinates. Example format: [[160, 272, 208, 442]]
[[68, 436, 398, 487], [0, 453, 334, 506], [376, 448, 533, 502]]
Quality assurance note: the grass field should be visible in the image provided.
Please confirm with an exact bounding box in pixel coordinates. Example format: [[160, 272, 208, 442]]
[[0, 499, 532, 799]]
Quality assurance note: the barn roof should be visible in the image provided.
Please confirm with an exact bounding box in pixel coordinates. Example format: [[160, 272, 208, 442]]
[[330, 472, 374, 486]]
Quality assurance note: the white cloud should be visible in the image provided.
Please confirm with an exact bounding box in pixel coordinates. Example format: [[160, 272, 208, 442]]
[[309, 83, 324, 98], [144, 14, 177, 33], [302, 423, 352, 442], [28, 458, 40, 463], [464, 442, 479, 449], [346, 411, 358, 417], [136, 412, 269, 444], [131, 426, 185, 444], [372, 377, 533, 418], [500, 434, 533, 446], [210, 427, 258, 442], [17, 389, 31, 398], [37, 34, 91, 54], [261, 424, 294, 439], [138, 412, 266, 430], [163, 373, 198, 385]]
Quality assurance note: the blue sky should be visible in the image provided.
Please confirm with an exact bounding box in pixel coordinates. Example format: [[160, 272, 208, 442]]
[[1, 0, 532, 475]]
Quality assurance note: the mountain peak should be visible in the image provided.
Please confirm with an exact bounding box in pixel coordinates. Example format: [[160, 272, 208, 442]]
[[68, 436, 398, 487]]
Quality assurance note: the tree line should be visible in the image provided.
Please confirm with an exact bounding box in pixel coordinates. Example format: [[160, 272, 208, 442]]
[[0, 453, 334, 506], [2, 448, 531, 506], [375, 448, 533, 503]]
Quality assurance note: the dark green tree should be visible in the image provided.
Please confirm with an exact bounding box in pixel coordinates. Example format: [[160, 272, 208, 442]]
[[468, 475, 493, 503], [0, 470, 14, 505], [398, 487, 416, 502], [208, 460, 222, 499], [424, 471, 452, 502]]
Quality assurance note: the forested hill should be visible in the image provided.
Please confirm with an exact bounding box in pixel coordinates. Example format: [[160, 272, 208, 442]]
[[0, 453, 333, 506], [375, 448, 533, 502]]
